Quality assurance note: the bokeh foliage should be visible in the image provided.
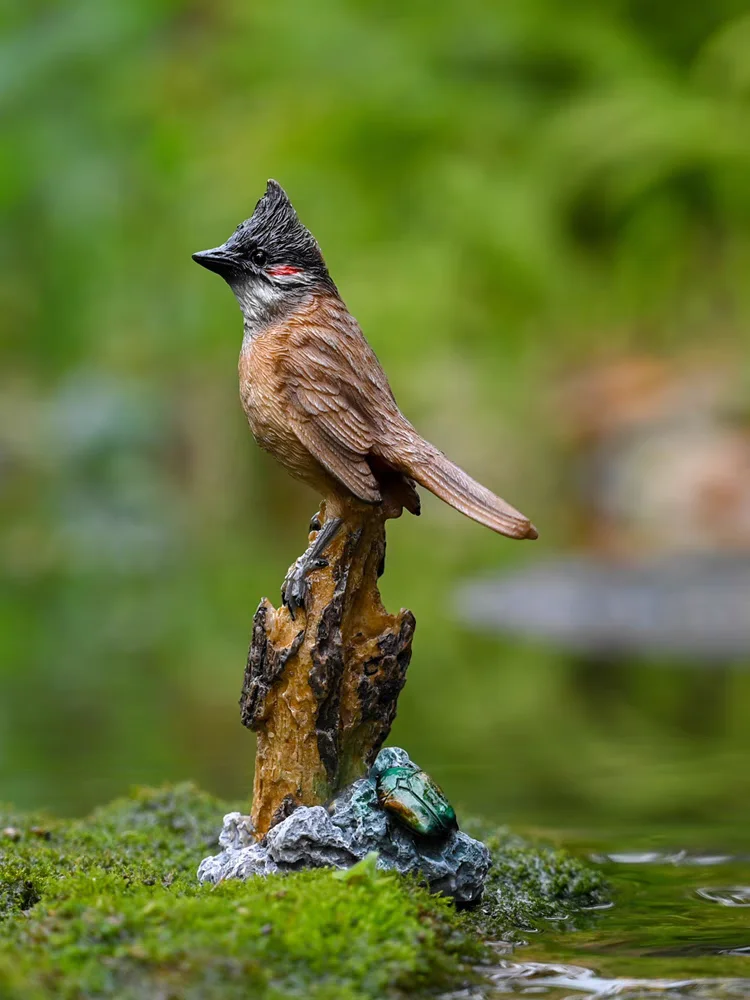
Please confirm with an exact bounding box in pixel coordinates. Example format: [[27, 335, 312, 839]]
[[2, 0, 750, 825]]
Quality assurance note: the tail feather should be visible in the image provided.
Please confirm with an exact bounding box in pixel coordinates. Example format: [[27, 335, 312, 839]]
[[398, 441, 537, 540]]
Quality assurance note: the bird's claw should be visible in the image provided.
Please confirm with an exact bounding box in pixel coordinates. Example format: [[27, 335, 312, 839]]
[[281, 559, 308, 619], [280, 517, 342, 619], [281, 556, 327, 618]]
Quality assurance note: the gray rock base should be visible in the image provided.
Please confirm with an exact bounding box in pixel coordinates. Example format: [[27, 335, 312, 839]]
[[197, 748, 490, 905]]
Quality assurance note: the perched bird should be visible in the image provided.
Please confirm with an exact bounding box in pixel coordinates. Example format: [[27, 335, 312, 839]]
[[193, 180, 536, 610]]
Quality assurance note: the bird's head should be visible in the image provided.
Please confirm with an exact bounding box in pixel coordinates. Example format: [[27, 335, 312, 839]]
[[192, 180, 335, 327]]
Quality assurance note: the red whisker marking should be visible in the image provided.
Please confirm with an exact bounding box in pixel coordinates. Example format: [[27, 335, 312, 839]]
[[269, 265, 302, 277]]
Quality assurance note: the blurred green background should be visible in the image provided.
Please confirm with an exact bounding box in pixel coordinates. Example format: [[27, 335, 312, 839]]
[[3, 0, 750, 831]]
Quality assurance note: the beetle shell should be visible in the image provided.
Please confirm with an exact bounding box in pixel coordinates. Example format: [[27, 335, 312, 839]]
[[375, 766, 458, 838]]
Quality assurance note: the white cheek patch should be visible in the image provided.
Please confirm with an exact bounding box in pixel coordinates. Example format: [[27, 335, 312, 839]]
[[234, 280, 284, 329]]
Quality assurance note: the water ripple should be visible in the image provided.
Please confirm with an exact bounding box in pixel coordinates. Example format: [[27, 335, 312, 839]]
[[442, 961, 750, 999], [592, 851, 737, 867], [695, 887, 750, 907]]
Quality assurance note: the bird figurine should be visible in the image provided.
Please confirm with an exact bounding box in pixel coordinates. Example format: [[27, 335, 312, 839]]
[[193, 180, 536, 612]]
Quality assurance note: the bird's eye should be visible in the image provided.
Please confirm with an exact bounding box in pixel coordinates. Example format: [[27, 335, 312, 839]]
[[251, 248, 267, 267]]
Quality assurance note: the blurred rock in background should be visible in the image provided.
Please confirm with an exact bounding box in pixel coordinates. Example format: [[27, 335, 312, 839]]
[[459, 356, 750, 683]]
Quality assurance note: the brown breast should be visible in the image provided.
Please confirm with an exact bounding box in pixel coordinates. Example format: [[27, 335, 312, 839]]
[[239, 327, 287, 452], [238, 315, 338, 495], [237, 292, 409, 504]]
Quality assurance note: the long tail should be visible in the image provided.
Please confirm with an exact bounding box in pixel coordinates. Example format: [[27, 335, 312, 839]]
[[394, 439, 538, 540]]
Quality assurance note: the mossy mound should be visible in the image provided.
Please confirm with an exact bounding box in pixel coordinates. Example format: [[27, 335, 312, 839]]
[[0, 784, 606, 999], [463, 821, 609, 940]]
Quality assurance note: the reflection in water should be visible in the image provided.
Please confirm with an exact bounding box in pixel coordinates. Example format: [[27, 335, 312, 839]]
[[448, 960, 750, 999], [455, 843, 750, 999], [695, 888, 750, 907], [594, 853, 738, 867]]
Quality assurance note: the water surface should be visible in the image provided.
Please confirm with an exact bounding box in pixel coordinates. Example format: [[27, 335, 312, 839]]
[[469, 826, 750, 998]]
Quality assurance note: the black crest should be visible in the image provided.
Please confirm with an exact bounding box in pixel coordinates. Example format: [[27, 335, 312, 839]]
[[241, 180, 330, 278]]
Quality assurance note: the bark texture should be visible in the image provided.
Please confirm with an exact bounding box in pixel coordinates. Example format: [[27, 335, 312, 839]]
[[240, 500, 415, 837]]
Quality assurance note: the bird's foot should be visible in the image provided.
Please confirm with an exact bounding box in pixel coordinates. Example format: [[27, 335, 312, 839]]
[[281, 516, 342, 619], [281, 554, 329, 617]]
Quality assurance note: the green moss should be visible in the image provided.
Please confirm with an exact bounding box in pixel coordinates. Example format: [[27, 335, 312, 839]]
[[0, 785, 607, 999], [466, 824, 609, 939]]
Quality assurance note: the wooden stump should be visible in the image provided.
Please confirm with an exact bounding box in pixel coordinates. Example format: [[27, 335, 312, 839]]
[[240, 500, 415, 837]]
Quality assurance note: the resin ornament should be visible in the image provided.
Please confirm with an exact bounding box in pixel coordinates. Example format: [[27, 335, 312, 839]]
[[371, 747, 458, 838], [192, 182, 537, 899], [198, 747, 489, 904]]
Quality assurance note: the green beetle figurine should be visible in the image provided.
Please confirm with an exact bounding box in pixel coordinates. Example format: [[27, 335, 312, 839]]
[[370, 747, 458, 838]]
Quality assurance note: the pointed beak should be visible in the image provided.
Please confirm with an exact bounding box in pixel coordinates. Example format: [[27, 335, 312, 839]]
[[191, 244, 239, 277]]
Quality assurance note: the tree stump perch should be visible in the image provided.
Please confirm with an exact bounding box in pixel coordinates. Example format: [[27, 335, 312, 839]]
[[240, 500, 415, 837]]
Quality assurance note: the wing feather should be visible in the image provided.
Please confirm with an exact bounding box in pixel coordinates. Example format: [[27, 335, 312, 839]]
[[280, 312, 396, 502], [293, 420, 381, 502]]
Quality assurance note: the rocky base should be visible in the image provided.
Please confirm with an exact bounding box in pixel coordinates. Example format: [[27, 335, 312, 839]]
[[197, 748, 490, 905]]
